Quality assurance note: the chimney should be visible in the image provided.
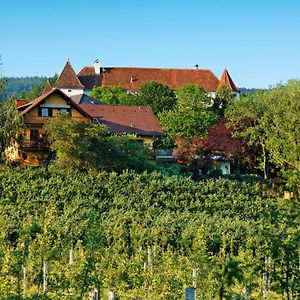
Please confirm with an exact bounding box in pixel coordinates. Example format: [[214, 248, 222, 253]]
[[194, 64, 199, 69], [94, 59, 101, 75]]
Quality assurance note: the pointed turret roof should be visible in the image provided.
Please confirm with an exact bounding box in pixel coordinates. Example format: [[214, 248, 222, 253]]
[[55, 60, 84, 89], [218, 69, 239, 93], [42, 80, 53, 95]]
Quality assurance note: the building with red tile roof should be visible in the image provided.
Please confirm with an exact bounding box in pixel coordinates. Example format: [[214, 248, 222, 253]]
[[16, 100, 28, 108], [54, 59, 239, 98], [78, 66, 220, 92], [218, 69, 240, 93], [16, 89, 93, 166], [80, 104, 164, 146], [54, 60, 85, 97], [76, 60, 239, 95], [42, 80, 53, 95], [15, 88, 164, 166]]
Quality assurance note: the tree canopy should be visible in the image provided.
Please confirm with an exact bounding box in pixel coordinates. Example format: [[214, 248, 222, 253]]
[[133, 81, 176, 114], [0, 98, 23, 163], [0, 55, 7, 94], [213, 84, 236, 116], [158, 84, 219, 147], [44, 113, 152, 173], [226, 80, 300, 185], [90, 85, 129, 105], [90, 81, 176, 114]]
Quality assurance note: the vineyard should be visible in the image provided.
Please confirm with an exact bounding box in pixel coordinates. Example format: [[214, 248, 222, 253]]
[[0, 168, 299, 299]]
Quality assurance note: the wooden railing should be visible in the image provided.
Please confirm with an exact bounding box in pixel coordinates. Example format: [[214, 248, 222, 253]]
[[21, 138, 49, 149], [24, 116, 91, 124]]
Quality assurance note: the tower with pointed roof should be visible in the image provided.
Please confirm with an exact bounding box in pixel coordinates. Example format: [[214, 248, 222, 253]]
[[218, 69, 240, 98], [42, 80, 53, 95], [54, 60, 85, 97]]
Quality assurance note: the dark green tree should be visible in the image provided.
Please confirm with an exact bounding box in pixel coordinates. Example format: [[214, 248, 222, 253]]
[[0, 55, 7, 94], [133, 81, 176, 114], [213, 84, 236, 116], [44, 113, 152, 172], [90, 85, 128, 105], [226, 81, 300, 184], [158, 84, 219, 147], [0, 98, 23, 163]]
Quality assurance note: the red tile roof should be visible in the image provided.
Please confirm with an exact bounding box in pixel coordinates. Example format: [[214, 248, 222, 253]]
[[78, 66, 220, 92], [16, 100, 28, 108], [78, 66, 96, 76], [218, 69, 239, 93], [80, 104, 164, 136], [42, 81, 53, 95], [55, 61, 84, 89]]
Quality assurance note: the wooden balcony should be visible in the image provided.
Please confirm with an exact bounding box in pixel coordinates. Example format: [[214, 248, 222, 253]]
[[24, 115, 91, 124], [21, 138, 50, 150]]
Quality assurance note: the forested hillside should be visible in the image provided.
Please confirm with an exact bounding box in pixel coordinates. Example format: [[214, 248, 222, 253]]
[[0, 77, 44, 100], [0, 76, 57, 101], [0, 168, 299, 299]]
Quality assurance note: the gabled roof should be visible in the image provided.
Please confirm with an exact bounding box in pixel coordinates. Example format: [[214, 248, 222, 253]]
[[42, 80, 53, 95], [80, 104, 164, 136], [218, 69, 239, 93], [78, 66, 220, 92], [78, 66, 96, 76], [21, 88, 92, 120], [55, 60, 84, 89]]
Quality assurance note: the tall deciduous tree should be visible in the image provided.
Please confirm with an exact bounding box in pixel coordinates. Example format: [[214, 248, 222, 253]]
[[213, 84, 236, 117], [226, 80, 300, 184], [44, 113, 152, 172], [134, 81, 176, 114], [0, 55, 7, 94], [91, 82, 176, 115], [0, 98, 23, 163], [158, 84, 219, 147]]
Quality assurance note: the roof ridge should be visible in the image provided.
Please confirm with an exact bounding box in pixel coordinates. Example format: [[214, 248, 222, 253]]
[[218, 69, 239, 93], [104, 66, 213, 71], [55, 60, 84, 89], [21, 88, 92, 120], [41, 80, 53, 95]]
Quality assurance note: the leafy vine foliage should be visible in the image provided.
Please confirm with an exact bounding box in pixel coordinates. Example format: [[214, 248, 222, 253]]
[[0, 168, 299, 299]]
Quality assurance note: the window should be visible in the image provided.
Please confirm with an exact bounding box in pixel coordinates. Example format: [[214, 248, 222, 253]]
[[40, 107, 52, 117], [59, 108, 70, 114]]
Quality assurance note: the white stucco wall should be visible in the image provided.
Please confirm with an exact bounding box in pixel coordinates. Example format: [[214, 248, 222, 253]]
[[219, 161, 231, 175], [60, 88, 84, 97]]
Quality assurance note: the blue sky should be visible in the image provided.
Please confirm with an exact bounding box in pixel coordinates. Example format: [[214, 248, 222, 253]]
[[0, 0, 299, 88]]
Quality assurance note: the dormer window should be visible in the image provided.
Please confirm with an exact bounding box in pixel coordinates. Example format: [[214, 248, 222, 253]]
[[39, 107, 53, 117]]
